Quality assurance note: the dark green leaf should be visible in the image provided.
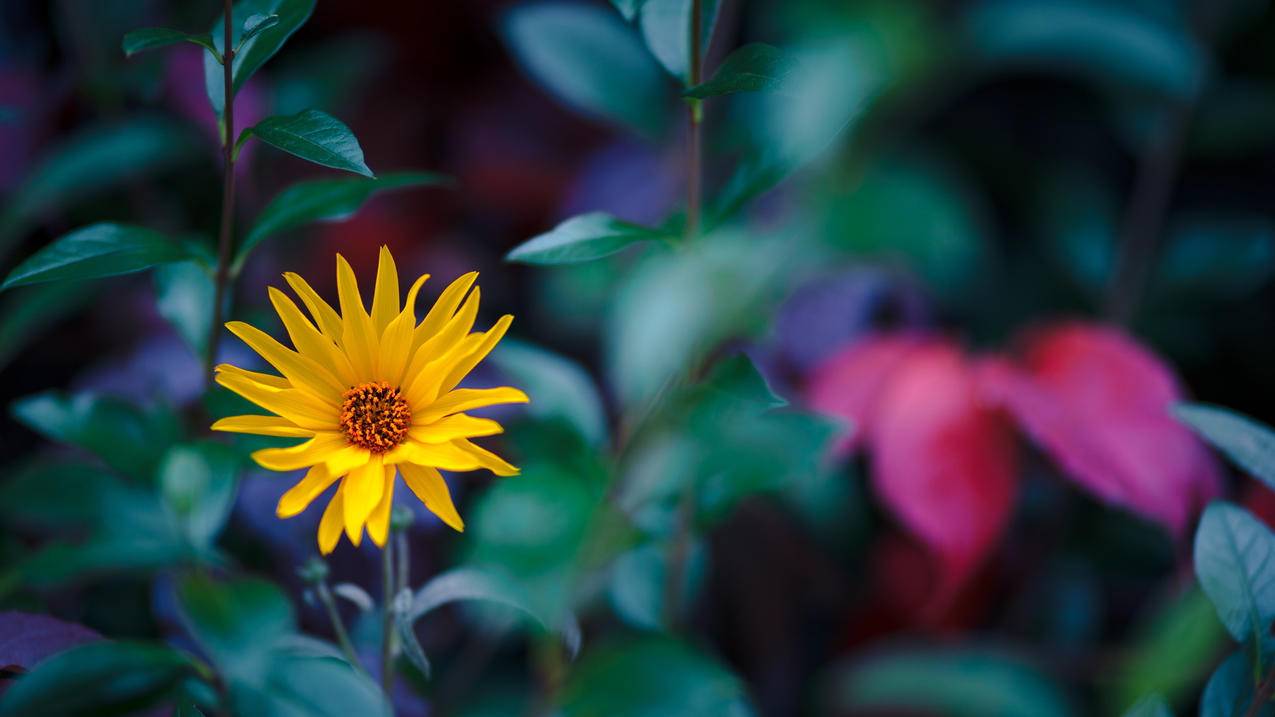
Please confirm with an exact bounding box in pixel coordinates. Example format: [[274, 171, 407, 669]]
[[607, 540, 705, 631], [238, 14, 281, 49], [1194, 502, 1275, 648], [819, 647, 1073, 717], [507, 212, 668, 265], [964, 0, 1205, 101], [0, 462, 118, 530], [488, 339, 607, 445], [11, 391, 180, 479], [237, 172, 446, 267], [0, 641, 197, 717], [159, 443, 240, 549], [239, 109, 373, 177], [229, 651, 388, 717], [3, 223, 193, 290], [502, 2, 671, 137], [0, 282, 95, 371], [204, 0, 317, 115], [1122, 695, 1172, 717], [684, 43, 797, 98], [612, 0, 646, 20], [560, 635, 753, 717], [1177, 404, 1275, 492], [638, 0, 720, 84], [697, 353, 785, 409], [1200, 650, 1272, 717], [155, 261, 215, 358], [1110, 587, 1228, 712], [178, 574, 294, 675], [122, 28, 219, 60]]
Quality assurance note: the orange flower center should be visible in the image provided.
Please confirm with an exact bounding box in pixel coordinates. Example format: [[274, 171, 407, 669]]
[[339, 381, 411, 453]]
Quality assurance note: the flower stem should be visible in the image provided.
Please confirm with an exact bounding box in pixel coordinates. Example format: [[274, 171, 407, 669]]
[[685, 0, 704, 240], [1244, 668, 1275, 717], [205, 0, 237, 384], [381, 536, 397, 707], [316, 580, 360, 668]]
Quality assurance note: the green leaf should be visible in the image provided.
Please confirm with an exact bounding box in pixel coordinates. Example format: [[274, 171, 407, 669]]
[[11, 391, 180, 479], [178, 574, 294, 676], [1194, 502, 1275, 648], [122, 27, 220, 60], [819, 647, 1074, 717], [0, 641, 198, 717], [155, 261, 215, 358], [638, 0, 720, 84], [236, 172, 446, 267], [2, 223, 193, 290], [507, 212, 668, 265], [0, 117, 200, 259], [1122, 695, 1172, 717], [607, 539, 705, 631], [684, 43, 797, 98], [964, 0, 1205, 101], [488, 339, 607, 446], [560, 635, 754, 716], [611, 0, 646, 20], [239, 109, 374, 177], [0, 462, 119, 529], [697, 353, 786, 409], [1177, 404, 1275, 492], [159, 443, 240, 549], [1200, 650, 1272, 717], [502, 2, 671, 137], [238, 13, 281, 50], [230, 651, 388, 717], [204, 0, 317, 115]]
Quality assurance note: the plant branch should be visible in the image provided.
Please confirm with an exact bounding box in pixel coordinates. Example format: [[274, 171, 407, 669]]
[[685, 0, 704, 240], [1244, 668, 1275, 717], [381, 536, 397, 707], [205, 0, 237, 383], [316, 580, 360, 668], [662, 480, 695, 632]]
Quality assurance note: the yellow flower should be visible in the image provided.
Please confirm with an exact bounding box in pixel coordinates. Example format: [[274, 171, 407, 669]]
[[212, 246, 527, 554]]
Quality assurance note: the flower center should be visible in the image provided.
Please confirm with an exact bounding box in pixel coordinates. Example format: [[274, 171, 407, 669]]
[[339, 381, 411, 453]]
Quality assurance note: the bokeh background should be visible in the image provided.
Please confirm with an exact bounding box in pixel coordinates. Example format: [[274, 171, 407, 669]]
[[5, 0, 1275, 715]]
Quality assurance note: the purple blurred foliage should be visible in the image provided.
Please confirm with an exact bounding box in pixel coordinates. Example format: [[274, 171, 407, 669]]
[[72, 333, 205, 405], [0, 611, 100, 672], [559, 140, 680, 227], [164, 47, 268, 175], [749, 266, 932, 396], [0, 68, 45, 192]]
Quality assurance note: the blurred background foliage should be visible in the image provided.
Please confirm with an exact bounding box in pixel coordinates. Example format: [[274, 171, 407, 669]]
[[3, 0, 1275, 715]]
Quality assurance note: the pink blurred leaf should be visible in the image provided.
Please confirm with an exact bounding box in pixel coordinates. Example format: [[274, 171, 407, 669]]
[[866, 342, 1018, 614], [803, 333, 929, 454], [0, 611, 100, 673], [980, 322, 1220, 533]]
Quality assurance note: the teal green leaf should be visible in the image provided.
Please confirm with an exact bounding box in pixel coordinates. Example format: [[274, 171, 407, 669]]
[[0, 641, 197, 717], [239, 109, 373, 177], [964, 0, 1204, 101], [11, 391, 180, 479], [0, 462, 119, 529], [155, 261, 215, 358], [684, 43, 797, 98], [0, 117, 200, 260], [178, 574, 295, 675], [123, 27, 219, 60], [236, 172, 446, 267], [2, 223, 193, 290], [1194, 502, 1275, 647], [488, 339, 607, 446], [607, 540, 705, 631], [560, 635, 754, 717], [697, 353, 786, 409], [502, 2, 671, 137], [819, 647, 1074, 717], [1200, 650, 1271, 717], [238, 13, 281, 49], [1177, 404, 1275, 492], [507, 212, 668, 265], [611, 0, 646, 20], [638, 0, 720, 84], [204, 0, 317, 115], [159, 443, 240, 549], [229, 651, 388, 717], [1122, 695, 1172, 717]]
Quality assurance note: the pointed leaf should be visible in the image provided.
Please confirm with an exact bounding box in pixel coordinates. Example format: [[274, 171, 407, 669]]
[[2, 223, 193, 290], [1200, 650, 1272, 717], [204, 0, 317, 115], [239, 109, 373, 176], [1177, 403, 1275, 493], [638, 0, 720, 84], [684, 43, 798, 98], [154, 261, 215, 357], [0, 642, 196, 717], [1194, 502, 1275, 648], [507, 212, 667, 265], [122, 28, 219, 59]]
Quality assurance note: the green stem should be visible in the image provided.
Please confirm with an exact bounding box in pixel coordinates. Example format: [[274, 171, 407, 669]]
[[316, 580, 360, 668], [1244, 668, 1275, 717], [381, 537, 397, 708], [684, 0, 704, 240], [204, 0, 237, 384]]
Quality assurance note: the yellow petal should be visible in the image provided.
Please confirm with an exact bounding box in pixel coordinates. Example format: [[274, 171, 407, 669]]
[[212, 414, 313, 438], [252, 433, 349, 471], [382, 439, 483, 471], [215, 372, 338, 430], [403, 332, 483, 407], [226, 321, 345, 399], [284, 271, 344, 342], [400, 463, 463, 531], [325, 445, 372, 477], [413, 271, 477, 348], [277, 464, 340, 518], [342, 454, 385, 541], [336, 254, 378, 377], [215, 363, 290, 389], [370, 246, 400, 334], [452, 438, 520, 476], [318, 485, 345, 555], [377, 306, 416, 388], [402, 273, 430, 320], [366, 465, 397, 547], [414, 387, 529, 424], [408, 414, 503, 442], [268, 287, 356, 385], [438, 314, 513, 395]]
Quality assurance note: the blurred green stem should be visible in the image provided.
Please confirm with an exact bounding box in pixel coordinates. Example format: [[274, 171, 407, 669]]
[[205, 0, 237, 384], [662, 481, 695, 631], [381, 536, 397, 707], [1245, 669, 1275, 717], [316, 580, 360, 668], [685, 0, 704, 240]]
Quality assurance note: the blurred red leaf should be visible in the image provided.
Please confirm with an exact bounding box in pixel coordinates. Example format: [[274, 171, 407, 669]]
[[867, 343, 1019, 615], [980, 322, 1220, 534]]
